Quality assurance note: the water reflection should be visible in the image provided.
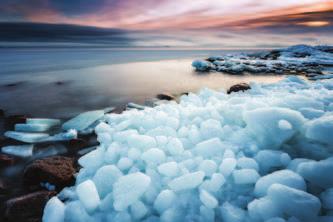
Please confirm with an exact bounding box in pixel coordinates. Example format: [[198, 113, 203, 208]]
[[0, 59, 283, 118]]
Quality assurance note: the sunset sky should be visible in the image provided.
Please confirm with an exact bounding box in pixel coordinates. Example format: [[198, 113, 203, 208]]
[[0, 0, 332, 48]]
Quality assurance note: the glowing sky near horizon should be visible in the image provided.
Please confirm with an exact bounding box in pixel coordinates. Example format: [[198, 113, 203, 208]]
[[0, 0, 332, 47]]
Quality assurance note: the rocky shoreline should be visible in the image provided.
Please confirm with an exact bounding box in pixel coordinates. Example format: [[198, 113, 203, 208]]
[[192, 45, 333, 80], [1, 90, 233, 222]]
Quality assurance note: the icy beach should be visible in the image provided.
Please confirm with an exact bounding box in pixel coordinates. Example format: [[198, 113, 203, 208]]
[[41, 74, 333, 222]]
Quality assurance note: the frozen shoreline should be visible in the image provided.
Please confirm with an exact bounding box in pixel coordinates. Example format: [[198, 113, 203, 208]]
[[42, 75, 333, 222]]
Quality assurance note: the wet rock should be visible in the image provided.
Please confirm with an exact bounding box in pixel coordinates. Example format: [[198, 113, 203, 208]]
[[0, 109, 4, 118], [4, 190, 56, 222], [0, 179, 10, 194], [156, 93, 176, 101], [0, 154, 15, 167], [227, 83, 251, 94], [5, 115, 27, 130], [65, 138, 89, 154], [23, 156, 77, 191]]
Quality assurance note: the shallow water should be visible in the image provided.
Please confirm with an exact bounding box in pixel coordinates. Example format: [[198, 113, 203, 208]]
[[0, 48, 282, 118]]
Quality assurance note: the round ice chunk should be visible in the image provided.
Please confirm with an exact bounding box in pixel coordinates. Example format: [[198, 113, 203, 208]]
[[268, 184, 321, 222], [199, 160, 217, 177], [76, 180, 101, 213], [278, 119, 292, 130], [220, 202, 246, 222], [43, 196, 65, 222], [113, 172, 151, 211], [166, 138, 184, 156], [154, 189, 176, 213], [142, 148, 166, 165], [158, 161, 179, 177], [200, 190, 218, 208], [130, 200, 148, 220], [254, 170, 306, 197], [201, 173, 225, 193], [321, 188, 333, 209], [194, 138, 225, 158], [168, 171, 205, 191], [199, 119, 223, 139], [78, 148, 104, 171], [297, 157, 333, 189], [305, 115, 333, 145], [117, 157, 133, 171], [232, 169, 260, 185], [127, 134, 157, 150], [219, 158, 237, 177], [237, 157, 259, 171], [93, 165, 123, 198]]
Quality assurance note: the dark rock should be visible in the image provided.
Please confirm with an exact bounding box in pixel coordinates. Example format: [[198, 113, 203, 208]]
[[65, 138, 89, 154], [0, 154, 15, 167], [227, 83, 251, 94], [0, 179, 10, 195], [156, 93, 176, 101], [24, 156, 77, 191], [4, 190, 56, 222], [0, 109, 4, 118], [5, 115, 27, 130]]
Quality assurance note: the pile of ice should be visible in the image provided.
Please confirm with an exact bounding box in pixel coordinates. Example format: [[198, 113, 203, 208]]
[[192, 45, 333, 77], [44, 76, 333, 222]]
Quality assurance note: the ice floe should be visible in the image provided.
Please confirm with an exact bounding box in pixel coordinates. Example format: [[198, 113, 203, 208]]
[[44, 76, 333, 222]]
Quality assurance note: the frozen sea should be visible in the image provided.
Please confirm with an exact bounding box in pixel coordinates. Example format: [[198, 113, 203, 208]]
[[0, 47, 282, 118]]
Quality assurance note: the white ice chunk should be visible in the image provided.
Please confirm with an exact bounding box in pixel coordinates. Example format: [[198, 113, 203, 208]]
[[220, 202, 246, 222], [127, 134, 156, 150], [219, 158, 237, 177], [62, 110, 104, 131], [1, 144, 33, 157], [42, 196, 65, 222], [142, 148, 166, 165], [113, 172, 151, 211], [4, 131, 49, 143], [200, 190, 218, 208], [166, 138, 184, 156], [158, 161, 179, 177], [297, 157, 333, 189], [93, 165, 123, 198], [305, 115, 333, 145], [168, 171, 205, 191], [237, 157, 259, 171], [193, 138, 225, 158], [154, 189, 176, 213], [232, 169, 260, 185], [15, 123, 54, 132], [254, 170, 306, 197], [199, 160, 217, 177], [130, 200, 148, 220], [76, 180, 100, 213], [26, 118, 61, 126], [267, 184, 321, 222]]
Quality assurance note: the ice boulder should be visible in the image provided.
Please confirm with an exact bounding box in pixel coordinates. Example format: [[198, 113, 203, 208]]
[[113, 172, 151, 211], [244, 107, 305, 148], [305, 115, 333, 145], [297, 157, 333, 189], [76, 180, 101, 213], [267, 184, 321, 222], [193, 138, 225, 158], [232, 169, 260, 185], [254, 170, 306, 197], [43, 197, 65, 222]]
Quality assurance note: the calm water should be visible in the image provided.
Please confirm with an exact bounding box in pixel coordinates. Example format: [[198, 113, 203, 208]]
[[0, 48, 283, 118]]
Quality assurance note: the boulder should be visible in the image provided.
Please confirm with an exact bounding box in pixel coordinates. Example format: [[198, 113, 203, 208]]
[[4, 190, 56, 222], [227, 83, 251, 94], [0, 154, 15, 167], [23, 156, 77, 191], [5, 115, 27, 130], [156, 93, 176, 101]]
